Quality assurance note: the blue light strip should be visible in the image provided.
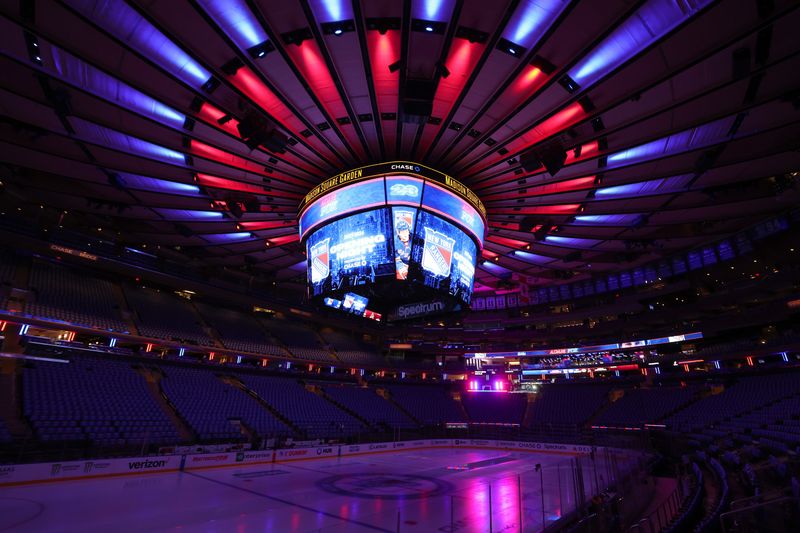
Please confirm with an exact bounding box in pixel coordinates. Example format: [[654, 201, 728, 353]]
[[65, 0, 211, 87], [570, 0, 712, 87], [197, 0, 268, 49], [595, 174, 693, 199], [573, 214, 643, 225], [115, 173, 200, 196], [156, 208, 224, 220], [504, 0, 568, 48], [512, 250, 555, 264], [50, 47, 185, 128], [544, 235, 600, 248], [71, 118, 185, 164], [605, 115, 736, 170], [201, 232, 254, 243], [310, 0, 354, 23], [413, 0, 452, 21], [480, 261, 512, 276]]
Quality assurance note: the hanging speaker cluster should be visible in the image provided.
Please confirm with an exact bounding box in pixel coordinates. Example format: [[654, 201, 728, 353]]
[[400, 78, 437, 124], [520, 140, 567, 176], [237, 113, 288, 153]]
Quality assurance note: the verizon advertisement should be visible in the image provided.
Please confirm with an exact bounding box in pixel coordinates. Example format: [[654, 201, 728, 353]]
[[0, 455, 181, 485]]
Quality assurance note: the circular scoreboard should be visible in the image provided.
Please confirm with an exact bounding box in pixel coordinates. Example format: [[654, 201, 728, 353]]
[[299, 162, 486, 321]]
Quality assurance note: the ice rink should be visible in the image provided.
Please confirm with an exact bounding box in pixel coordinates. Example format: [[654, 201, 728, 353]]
[[0, 447, 634, 532]]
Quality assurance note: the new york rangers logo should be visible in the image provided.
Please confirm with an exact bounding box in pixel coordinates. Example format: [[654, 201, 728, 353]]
[[422, 228, 455, 277], [310, 238, 330, 283]]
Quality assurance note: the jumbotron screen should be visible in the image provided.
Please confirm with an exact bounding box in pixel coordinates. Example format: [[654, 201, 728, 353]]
[[300, 162, 486, 320]]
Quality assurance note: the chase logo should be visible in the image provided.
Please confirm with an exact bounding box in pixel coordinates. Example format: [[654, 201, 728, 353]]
[[389, 183, 419, 197], [390, 164, 421, 172]]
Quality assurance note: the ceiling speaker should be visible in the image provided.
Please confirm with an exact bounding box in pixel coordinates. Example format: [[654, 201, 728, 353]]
[[520, 141, 566, 176]]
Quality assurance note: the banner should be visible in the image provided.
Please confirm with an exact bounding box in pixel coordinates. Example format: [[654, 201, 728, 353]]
[[0, 455, 181, 486], [184, 453, 236, 469], [0, 440, 600, 485], [274, 445, 338, 462]]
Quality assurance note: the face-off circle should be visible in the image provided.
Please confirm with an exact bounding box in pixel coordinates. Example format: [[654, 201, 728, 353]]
[[316, 473, 453, 500]]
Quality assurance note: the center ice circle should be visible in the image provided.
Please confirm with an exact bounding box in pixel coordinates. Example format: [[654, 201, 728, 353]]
[[316, 473, 452, 499]]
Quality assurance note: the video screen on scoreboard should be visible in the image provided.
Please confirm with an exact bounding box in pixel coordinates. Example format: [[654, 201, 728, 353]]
[[392, 207, 416, 280], [307, 209, 394, 297], [342, 292, 369, 315], [407, 211, 477, 304]]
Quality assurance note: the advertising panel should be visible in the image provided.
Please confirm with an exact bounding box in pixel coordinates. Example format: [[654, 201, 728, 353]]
[[421, 181, 485, 243], [184, 453, 235, 469], [299, 179, 386, 239], [0, 455, 181, 486], [274, 446, 338, 462]]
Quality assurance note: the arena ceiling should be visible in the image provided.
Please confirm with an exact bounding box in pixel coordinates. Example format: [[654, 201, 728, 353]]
[[0, 0, 799, 294]]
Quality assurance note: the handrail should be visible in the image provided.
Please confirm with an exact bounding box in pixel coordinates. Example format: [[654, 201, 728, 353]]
[[663, 463, 704, 533], [695, 459, 729, 532], [730, 487, 790, 510], [720, 496, 800, 533], [627, 474, 687, 532]]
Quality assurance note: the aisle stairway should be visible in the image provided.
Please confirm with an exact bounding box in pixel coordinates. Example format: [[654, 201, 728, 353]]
[[136, 366, 195, 443], [0, 360, 33, 440], [314, 384, 378, 432], [112, 283, 139, 335], [230, 376, 304, 438]]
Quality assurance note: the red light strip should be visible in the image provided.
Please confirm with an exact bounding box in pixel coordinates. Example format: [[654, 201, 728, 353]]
[[437, 65, 548, 164], [238, 220, 297, 231], [196, 102, 319, 176], [463, 102, 586, 174], [509, 66, 546, 97], [195, 173, 302, 198], [191, 142, 312, 189], [287, 42, 366, 161], [485, 235, 530, 248], [416, 40, 485, 157], [509, 102, 585, 153], [473, 139, 600, 191], [197, 102, 240, 137], [482, 176, 596, 202], [267, 234, 300, 246], [229, 67, 333, 162], [492, 204, 582, 216], [367, 31, 400, 157]]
